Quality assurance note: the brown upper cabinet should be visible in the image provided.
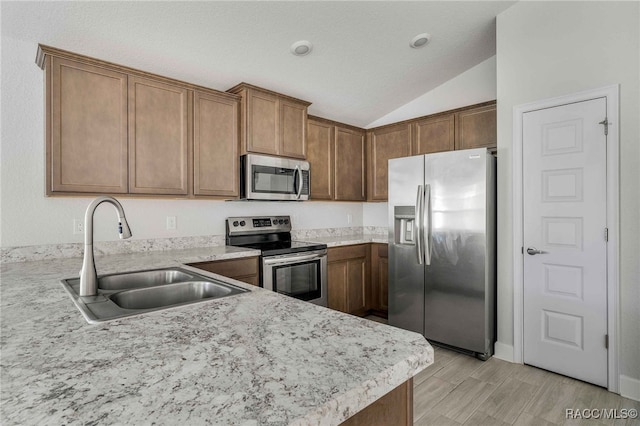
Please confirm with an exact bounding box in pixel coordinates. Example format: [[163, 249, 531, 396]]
[[412, 113, 455, 155], [454, 103, 497, 150], [193, 90, 239, 197], [128, 76, 189, 195], [37, 45, 241, 198], [47, 56, 129, 194], [307, 116, 366, 202], [306, 118, 334, 200], [366, 101, 496, 201], [366, 122, 412, 201], [335, 126, 366, 201], [227, 83, 311, 159]]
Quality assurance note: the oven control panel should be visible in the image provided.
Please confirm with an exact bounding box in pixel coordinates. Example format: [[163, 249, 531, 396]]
[[227, 216, 291, 235]]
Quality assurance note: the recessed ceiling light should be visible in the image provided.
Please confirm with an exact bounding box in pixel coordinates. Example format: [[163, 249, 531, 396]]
[[410, 33, 431, 49], [291, 40, 313, 56]]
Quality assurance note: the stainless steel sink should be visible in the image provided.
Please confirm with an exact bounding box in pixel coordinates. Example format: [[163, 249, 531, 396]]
[[61, 267, 249, 323], [110, 281, 236, 310], [98, 269, 194, 290]]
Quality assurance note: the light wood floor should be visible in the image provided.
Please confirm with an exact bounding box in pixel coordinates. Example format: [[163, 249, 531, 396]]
[[363, 317, 640, 426]]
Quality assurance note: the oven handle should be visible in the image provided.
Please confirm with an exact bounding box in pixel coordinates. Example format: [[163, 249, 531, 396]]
[[263, 252, 325, 266]]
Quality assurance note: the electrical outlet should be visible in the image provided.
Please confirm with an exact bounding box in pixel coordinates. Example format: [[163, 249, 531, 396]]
[[166, 216, 177, 230], [347, 214, 353, 225], [73, 219, 84, 235]]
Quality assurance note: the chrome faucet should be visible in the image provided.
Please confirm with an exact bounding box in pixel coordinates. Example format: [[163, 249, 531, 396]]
[[79, 196, 132, 297]]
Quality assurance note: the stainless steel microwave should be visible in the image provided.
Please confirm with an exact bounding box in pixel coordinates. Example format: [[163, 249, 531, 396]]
[[240, 154, 310, 201]]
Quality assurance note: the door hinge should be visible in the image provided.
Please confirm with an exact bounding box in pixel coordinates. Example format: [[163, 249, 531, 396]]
[[599, 118, 609, 136], [605, 227, 609, 242], [605, 334, 609, 349]]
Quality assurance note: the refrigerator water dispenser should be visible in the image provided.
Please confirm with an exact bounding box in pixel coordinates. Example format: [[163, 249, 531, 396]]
[[394, 206, 416, 245]]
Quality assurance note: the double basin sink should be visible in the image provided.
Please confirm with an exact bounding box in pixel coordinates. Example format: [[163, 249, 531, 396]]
[[61, 268, 249, 323]]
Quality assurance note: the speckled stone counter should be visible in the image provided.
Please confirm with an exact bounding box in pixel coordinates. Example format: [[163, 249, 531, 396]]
[[1, 246, 432, 425], [301, 234, 388, 247]]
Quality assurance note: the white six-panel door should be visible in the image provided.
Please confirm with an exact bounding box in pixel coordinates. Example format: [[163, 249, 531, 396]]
[[522, 98, 608, 387]]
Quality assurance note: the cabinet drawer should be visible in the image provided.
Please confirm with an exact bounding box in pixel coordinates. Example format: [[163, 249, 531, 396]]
[[328, 244, 368, 262], [376, 244, 388, 258], [189, 256, 259, 278], [235, 274, 260, 286]]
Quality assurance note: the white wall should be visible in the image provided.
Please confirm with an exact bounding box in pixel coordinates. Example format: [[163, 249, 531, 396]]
[[366, 56, 496, 128], [362, 203, 388, 228], [496, 1, 640, 392]]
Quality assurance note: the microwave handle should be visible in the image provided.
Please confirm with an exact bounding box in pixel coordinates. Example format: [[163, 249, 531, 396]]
[[295, 165, 303, 199]]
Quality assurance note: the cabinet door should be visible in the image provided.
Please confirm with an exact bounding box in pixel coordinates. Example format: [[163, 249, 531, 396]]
[[193, 91, 239, 197], [412, 114, 455, 155], [280, 99, 307, 159], [367, 123, 412, 201], [246, 89, 279, 155], [455, 103, 497, 150], [50, 57, 128, 193], [335, 127, 366, 201], [328, 261, 348, 313], [129, 76, 188, 194], [328, 245, 370, 316], [307, 118, 334, 200], [347, 257, 368, 316], [370, 243, 389, 314]]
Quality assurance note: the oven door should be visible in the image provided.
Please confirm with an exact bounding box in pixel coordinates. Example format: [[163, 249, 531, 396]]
[[241, 154, 310, 201], [262, 250, 327, 306]]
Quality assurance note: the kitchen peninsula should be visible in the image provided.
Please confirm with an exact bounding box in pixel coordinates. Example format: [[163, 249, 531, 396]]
[[0, 247, 433, 425]]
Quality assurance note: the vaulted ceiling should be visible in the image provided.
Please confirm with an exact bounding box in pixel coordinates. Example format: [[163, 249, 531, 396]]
[[2, 1, 514, 127]]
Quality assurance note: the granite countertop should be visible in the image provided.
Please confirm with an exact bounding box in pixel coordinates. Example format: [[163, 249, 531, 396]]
[[301, 234, 388, 247], [0, 246, 432, 425]]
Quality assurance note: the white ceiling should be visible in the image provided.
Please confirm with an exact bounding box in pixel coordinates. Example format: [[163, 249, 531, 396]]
[[2, 1, 514, 128]]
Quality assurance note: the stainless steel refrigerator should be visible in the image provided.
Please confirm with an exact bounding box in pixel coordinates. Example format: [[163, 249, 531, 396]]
[[388, 148, 496, 360]]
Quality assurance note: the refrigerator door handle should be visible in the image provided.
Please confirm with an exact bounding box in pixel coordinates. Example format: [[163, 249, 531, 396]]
[[424, 184, 432, 265], [415, 185, 424, 264]]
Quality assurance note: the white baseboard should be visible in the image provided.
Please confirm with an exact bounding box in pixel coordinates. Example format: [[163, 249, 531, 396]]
[[620, 375, 640, 401], [493, 341, 515, 363]]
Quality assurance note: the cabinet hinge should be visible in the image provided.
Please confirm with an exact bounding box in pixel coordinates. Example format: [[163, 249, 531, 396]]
[[604, 227, 609, 242], [521, 246, 524, 254], [599, 118, 609, 136], [605, 334, 609, 349]]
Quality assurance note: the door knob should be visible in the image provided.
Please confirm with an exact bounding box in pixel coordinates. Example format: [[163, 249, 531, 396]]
[[526, 247, 546, 255]]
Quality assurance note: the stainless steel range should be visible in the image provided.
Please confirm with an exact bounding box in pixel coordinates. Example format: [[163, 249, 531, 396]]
[[226, 216, 328, 306]]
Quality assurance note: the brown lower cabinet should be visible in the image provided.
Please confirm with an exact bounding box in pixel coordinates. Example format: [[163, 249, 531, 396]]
[[327, 244, 370, 316], [369, 243, 389, 317], [188, 256, 260, 286], [327, 243, 390, 318], [340, 379, 412, 426]]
